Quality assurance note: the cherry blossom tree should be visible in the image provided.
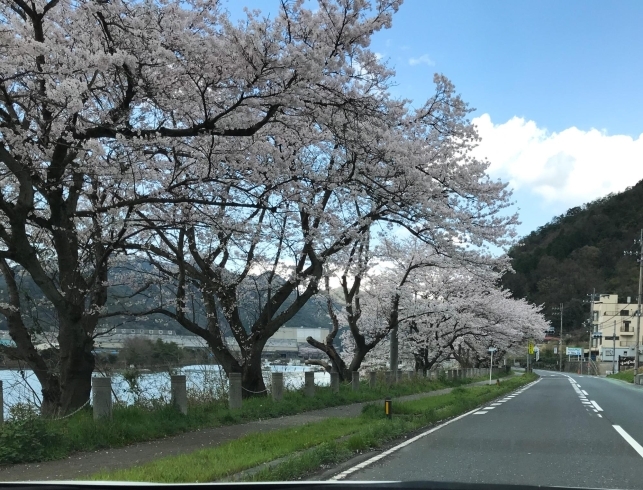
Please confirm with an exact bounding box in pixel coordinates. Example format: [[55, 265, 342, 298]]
[[0, 0, 521, 410], [307, 235, 518, 378], [400, 267, 547, 373], [0, 0, 404, 413]]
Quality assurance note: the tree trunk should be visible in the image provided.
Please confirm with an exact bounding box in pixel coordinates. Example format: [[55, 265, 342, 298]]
[[240, 346, 267, 398], [58, 344, 95, 414]]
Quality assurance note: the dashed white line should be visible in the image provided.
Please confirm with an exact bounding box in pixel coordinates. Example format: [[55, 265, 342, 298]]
[[590, 400, 603, 412], [582, 390, 589, 396], [330, 407, 480, 480], [614, 425, 643, 459], [330, 378, 542, 480]]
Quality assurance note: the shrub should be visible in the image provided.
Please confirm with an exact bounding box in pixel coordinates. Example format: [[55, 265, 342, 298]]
[[0, 404, 61, 464]]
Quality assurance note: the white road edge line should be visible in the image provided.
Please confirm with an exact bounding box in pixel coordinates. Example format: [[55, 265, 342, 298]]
[[330, 379, 542, 481], [590, 400, 603, 412], [614, 425, 643, 459]]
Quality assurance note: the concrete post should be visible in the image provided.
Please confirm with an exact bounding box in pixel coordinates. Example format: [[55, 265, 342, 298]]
[[330, 372, 339, 394], [92, 377, 112, 420], [386, 370, 394, 384], [305, 371, 315, 397], [171, 375, 188, 415], [272, 372, 284, 401], [228, 373, 242, 409], [369, 371, 377, 388], [352, 371, 360, 391]]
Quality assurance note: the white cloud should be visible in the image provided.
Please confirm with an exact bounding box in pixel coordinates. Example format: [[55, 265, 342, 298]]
[[472, 114, 643, 207], [408, 54, 434, 66]]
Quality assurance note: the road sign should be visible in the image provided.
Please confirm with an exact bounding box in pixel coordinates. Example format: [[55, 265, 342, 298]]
[[534, 346, 540, 361], [528, 342, 534, 354], [554, 347, 558, 354], [566, 347, 583, 356]]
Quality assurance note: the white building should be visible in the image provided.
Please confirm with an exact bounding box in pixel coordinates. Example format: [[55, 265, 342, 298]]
[[595, 294, 642, 362]]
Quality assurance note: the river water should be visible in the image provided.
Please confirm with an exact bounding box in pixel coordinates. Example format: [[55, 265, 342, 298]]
[[0, 365, 330, 418]]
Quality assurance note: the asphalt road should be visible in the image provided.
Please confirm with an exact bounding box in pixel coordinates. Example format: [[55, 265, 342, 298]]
[[340, 370, 643, 489]]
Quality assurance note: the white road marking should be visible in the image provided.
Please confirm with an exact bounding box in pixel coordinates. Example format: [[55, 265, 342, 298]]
[[474, 411, 488, 415], [614, 425, 643, 459], [491, 403, 502, 406], [598, 414, 603, 418], [484, 406, 495, 409], [582, 390, 589, 395], [590, 400, 603, 412], [331, 379, 542, 480]]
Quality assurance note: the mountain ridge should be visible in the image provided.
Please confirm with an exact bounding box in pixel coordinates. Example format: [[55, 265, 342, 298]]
[[502, 179, 643, 333]]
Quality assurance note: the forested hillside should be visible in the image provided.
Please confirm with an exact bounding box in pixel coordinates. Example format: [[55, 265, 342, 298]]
[[503, 179, 643, 333]]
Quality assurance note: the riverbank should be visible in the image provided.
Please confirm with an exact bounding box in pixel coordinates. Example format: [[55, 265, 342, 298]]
[[0, 370, 512, 475]]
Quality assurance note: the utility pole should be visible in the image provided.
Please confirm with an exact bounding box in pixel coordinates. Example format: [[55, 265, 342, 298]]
[[552, 304, 563, 371], [586, 289, 597, 375], [591, 290, 596, 374], [624, 229, 643, 373], [613, 320, 616, 375], [637, 229, 643, 373], [559, 303, 563, 372]]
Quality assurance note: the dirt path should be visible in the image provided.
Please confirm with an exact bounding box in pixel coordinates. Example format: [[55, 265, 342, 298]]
[[0, 378, 502, 482]]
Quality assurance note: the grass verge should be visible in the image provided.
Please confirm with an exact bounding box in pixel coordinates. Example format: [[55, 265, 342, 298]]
[[607, 367, 643, 383], [89, 372, 535, 483], [0, 370, 510, 465]]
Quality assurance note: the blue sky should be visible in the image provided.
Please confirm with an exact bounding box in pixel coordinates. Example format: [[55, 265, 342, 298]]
[[226, 0, 643, 239]]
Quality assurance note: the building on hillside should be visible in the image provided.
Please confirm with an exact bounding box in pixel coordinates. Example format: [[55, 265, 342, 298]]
[[594, 294, 642, 362]]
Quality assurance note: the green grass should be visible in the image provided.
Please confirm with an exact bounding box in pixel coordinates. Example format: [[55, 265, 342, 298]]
[[88, 372, 534, 483], [608, 368, 643, 383], [0, 371, 508, 465]]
